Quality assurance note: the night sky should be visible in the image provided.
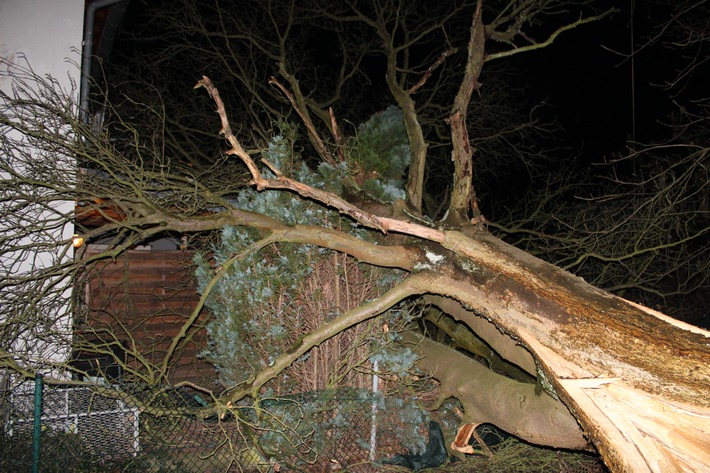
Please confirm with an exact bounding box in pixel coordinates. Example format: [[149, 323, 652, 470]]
[[109, 0, 679, 165], [510, 1, 677, 164]]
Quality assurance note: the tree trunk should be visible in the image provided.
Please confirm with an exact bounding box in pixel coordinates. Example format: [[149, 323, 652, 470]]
[[412, 230, 710, 472]]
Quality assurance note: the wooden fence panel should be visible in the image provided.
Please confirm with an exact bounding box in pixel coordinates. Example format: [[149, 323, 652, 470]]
[[78, 247, 217, 387]]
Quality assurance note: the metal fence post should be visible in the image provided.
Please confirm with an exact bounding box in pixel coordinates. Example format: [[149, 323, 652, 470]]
[[32, 373, 43, 473]]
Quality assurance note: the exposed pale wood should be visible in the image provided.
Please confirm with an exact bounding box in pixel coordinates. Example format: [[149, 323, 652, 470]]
[[522, 333, 710, 472], [414, 232, 710, 473]]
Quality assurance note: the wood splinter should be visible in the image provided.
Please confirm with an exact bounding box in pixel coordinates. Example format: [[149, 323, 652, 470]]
[[451, 422, 493, 458]]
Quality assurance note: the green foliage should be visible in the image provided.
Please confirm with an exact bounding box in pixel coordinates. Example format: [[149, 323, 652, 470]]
[[369, 304, 421, 377], [369, 345, 419, 379], [196, 118, 413, 391], [196, 129, 327, 387], [348, 105, 411, 202], [351, 106, 410, 179], [315, 161, 350, 194]]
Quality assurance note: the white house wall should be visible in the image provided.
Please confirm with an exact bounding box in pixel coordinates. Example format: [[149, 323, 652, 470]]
[[0, 0, 83, 378]]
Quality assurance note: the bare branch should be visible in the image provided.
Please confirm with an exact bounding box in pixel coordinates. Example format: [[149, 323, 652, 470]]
[[196, 75, 446, 241], [486, 9, 618, 62], [221, 270, 432, 403]]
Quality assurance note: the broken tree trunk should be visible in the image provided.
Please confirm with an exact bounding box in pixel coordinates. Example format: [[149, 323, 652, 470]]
[[409, 229, 710, 473]]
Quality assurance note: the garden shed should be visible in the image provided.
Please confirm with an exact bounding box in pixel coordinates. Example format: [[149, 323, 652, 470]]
[[75, 241, 216, 387]]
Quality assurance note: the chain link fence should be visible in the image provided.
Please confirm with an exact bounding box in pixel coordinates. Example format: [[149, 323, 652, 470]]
[[0, 379, 431, 472]]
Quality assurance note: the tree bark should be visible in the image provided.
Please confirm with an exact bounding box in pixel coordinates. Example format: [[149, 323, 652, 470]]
[[406, 332, 588, 450], [447, 0, 485, 224], [197, 214, 710, 471], [413, 230, 710, 472]]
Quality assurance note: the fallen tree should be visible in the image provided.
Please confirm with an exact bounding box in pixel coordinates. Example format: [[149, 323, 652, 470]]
[[192, 75, 710, 471], [2, 0, 708, 471]]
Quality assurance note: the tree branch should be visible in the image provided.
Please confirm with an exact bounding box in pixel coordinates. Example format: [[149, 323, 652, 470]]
[[447, 0, 484, 223], [196, 75, 447, 242], [220, 270, 433, 403], [486, 9, 618, 62]]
